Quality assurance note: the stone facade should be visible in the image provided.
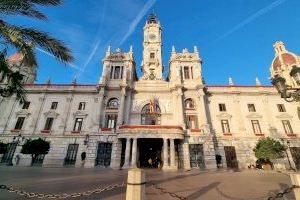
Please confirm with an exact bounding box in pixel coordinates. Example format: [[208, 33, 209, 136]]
[[0, 14, 300, 170]]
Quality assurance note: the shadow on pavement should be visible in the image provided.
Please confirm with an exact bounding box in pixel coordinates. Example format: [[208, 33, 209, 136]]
[[187, 182, 220, 200]]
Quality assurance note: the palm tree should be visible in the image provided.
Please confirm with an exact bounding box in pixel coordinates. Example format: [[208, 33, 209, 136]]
[[0, 0, 74, 102]]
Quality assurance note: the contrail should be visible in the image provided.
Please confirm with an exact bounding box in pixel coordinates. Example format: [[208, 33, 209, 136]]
[[119, 0, 157, 46], [213, 0, 287, 43], [36, 47, 83, 71], [76, 0, 108, 78]]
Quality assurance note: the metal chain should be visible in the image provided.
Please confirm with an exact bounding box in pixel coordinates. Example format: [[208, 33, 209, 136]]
[[267, 185, 299, 200], [0, 182, 125, 199], [151, 182, 188, 200]]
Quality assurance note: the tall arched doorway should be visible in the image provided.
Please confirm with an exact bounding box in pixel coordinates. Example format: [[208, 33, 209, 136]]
[[141, 103, 161, 125]]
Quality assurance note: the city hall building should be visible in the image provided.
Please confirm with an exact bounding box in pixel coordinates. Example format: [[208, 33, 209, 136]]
[[0, 14, 300, 170]]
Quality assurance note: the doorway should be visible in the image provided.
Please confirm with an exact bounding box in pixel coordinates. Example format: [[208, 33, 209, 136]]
[[95, 142, 112, 167], [138, 138, 162, 168], [64, 144, 79, 166], [1, 143, 17, 165], [224, 146, 238, 168], [189, 144, 205, 169]]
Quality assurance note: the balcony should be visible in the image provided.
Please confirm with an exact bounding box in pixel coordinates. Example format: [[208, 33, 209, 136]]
[[117, 125, 184, 139]]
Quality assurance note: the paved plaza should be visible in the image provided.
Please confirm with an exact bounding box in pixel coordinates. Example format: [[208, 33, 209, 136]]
[[0, 166, 296, 200]]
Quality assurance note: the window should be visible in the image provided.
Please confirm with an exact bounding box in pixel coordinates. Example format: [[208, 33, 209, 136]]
[[15, 117, 25, 130], [22, 101, 30, 109], [219, 104, 226, 112], [44, 118, 54, 130], [107, 98, 118, 109], [110, 66, 114, 79], [277, 104, 286, 112], [73, 118, 83, 131], [251, 120, 262, 134], [282, 120, 293, 134], [150, 52, 155, 59], [186, 115, 198, 129], [51, 102, 58, 110], [114, 66, 120, 79], [221, 120, 230, 133], [183, 66, 190, 79], [105, 114, 118, 129], [78, 102, 86, 110], [247, 104, 256, 112], [185, 99, 195, 109]]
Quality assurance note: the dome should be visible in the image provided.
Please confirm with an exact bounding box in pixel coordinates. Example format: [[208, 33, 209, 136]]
[[272, 53, 297, 71], [7, 52, 24, 63]]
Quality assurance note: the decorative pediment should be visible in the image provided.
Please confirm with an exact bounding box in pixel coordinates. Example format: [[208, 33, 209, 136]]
[[246, 113, 263, 119], [216, 112, 232, 119], [107, 52, 125, 61], [73, 110, 88, 118], [275, 113, 293, 119], [15, 110, 31, 117], [44, 110, 59, 118]]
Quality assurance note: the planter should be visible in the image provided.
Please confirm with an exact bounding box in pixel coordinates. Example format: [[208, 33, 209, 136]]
[[262, 163, 273, 170]]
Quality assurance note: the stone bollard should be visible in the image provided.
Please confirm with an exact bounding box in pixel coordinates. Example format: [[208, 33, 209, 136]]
[[290, 173, 300, 200], [126, 168, 146, 200]]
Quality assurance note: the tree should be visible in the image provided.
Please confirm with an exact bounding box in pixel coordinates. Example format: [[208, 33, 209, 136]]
[[253, 137, 286, 163], [0, 141, 8, 154], [21, 138, 50, 165], [0, 0, 74, 101]]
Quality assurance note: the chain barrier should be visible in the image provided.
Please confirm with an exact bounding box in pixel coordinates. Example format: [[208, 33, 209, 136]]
[[150, 182, 188, 200], [0, 182, 125, 199], [267, 185, 299, 200]]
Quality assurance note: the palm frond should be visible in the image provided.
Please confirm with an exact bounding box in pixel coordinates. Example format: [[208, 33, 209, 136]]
[[0, 20, 73, 64], [26, 0, 62, 6], [0, 1, 47, 20]]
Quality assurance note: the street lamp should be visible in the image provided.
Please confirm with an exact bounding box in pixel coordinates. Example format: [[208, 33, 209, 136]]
[[13, 134, 25, 146], [271, 65, 300, 102], [83, 134, 89, 146]]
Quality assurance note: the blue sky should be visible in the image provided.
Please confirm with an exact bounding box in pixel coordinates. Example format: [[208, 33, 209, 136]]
[[8, 0, 300, 85]]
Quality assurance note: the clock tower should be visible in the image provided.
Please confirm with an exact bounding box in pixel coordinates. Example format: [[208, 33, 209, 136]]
[[141, 13, 163, 80]]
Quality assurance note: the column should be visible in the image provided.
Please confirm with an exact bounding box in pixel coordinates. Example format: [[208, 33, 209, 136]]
[[31, 95, 46, 134], [163, 138, 169, 168], [198, 91, 210, 133], [131, 138, 137, 167], [117, 87, 126, 125], [170, 139, 176, 168], [177, 88, 185, 126], [123, 138, 131, 168]]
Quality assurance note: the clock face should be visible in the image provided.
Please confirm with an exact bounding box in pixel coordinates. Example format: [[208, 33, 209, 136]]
[[149, 33, 156, 40]]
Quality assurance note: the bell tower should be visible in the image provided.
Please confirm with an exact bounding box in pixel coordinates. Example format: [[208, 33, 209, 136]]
[[141, 13, 163, 80]]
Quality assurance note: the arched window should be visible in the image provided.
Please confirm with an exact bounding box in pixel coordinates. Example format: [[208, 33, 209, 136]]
[[141, 103, 161, 125], [107, 98, 119, 109], [185, 98, 195, 109]]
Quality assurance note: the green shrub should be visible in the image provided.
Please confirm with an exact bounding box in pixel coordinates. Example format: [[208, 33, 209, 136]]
[[21, 138, 50, 165], [253, 137, 286, 163]]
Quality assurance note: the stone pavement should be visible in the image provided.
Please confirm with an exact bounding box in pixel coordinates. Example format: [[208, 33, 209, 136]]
[[0, 166, 296, 200]]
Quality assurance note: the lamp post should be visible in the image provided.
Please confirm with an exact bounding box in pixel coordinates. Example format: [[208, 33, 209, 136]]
[[271, 65, 300, 102], [281, 139, 295, 171]]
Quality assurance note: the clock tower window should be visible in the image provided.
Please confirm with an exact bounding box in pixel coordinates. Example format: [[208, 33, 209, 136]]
[[150, 53, 155, 59]]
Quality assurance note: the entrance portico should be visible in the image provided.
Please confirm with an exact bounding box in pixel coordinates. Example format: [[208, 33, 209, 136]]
[[117, 125, 184, 170]]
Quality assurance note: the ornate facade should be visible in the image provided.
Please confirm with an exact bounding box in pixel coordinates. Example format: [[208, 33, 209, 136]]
[[0, 14, 300, 170]]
